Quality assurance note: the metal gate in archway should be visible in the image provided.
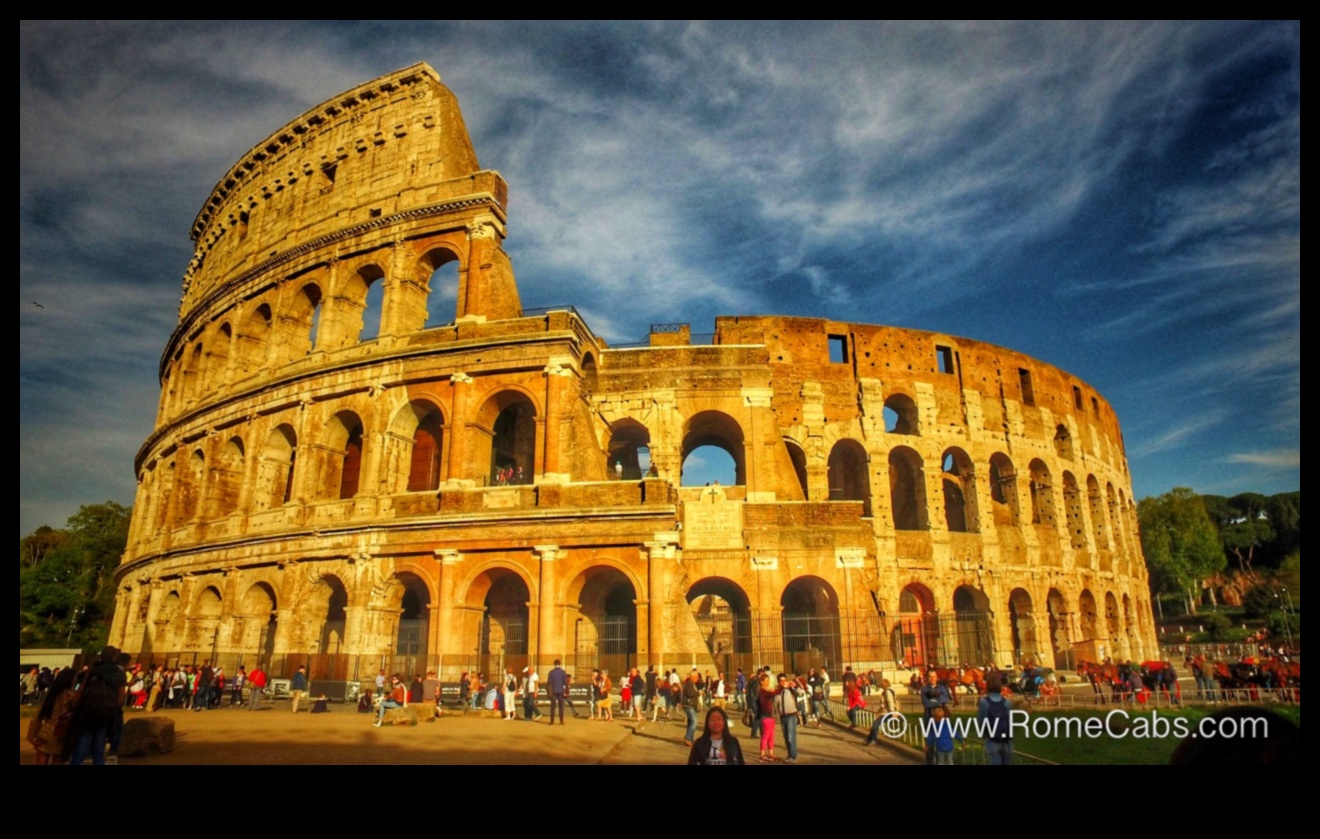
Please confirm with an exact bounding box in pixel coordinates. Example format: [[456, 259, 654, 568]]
[[573, 614, 634, 677]]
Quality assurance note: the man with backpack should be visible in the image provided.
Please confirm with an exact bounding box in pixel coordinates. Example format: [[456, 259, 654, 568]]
[[978, 673, 1014, 765], [68, 646, 127, 765]]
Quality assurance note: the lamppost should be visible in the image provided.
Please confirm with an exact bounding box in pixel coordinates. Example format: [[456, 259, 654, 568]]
[[66, 604, 85, 646]]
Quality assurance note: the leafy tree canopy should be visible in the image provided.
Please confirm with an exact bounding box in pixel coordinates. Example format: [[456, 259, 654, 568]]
[[19, 501, 130, 650]]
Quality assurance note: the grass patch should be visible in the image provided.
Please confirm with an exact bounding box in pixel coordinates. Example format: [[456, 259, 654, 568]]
[[931, 705, 1300, 765]]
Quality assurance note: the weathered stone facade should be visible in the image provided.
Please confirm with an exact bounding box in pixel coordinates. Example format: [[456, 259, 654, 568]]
[[112, 63, 1157, 682]]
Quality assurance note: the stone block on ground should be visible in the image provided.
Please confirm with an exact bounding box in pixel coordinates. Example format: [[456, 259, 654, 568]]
[[121, 716, 175, 756]]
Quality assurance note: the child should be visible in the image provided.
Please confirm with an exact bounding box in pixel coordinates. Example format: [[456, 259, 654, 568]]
[[926, 705, 963, 765]]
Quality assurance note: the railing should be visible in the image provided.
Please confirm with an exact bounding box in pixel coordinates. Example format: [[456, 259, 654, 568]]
[[521, 305, 582, 319], [1159, 642, 1299, 661]]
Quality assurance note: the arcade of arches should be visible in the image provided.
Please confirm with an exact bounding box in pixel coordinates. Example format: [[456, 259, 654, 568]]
[[112, 63, 1158, 684]]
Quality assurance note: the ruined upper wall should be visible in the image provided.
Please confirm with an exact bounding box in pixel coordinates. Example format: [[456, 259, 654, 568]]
[[714, 314, 1126, 465], [178, 63, 502, 321]]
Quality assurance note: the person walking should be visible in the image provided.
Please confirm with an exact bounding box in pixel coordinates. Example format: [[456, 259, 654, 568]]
[[775, 673, 800, 763], [548, 660, 569, 725]]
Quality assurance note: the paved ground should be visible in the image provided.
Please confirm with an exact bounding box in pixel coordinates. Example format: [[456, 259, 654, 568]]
[[18, 703, 918, 765]]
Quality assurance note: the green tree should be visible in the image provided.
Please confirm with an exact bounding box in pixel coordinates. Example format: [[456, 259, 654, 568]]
[[1139, 488, 1224, 616], [19, 501, 131, 649]]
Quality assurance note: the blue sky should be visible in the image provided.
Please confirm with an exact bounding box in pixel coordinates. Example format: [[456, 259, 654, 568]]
[[19, 21, 1300, 537]]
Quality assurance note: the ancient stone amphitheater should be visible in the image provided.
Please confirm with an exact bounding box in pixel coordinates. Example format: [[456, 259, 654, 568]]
[[111, 63, 1157, 685]]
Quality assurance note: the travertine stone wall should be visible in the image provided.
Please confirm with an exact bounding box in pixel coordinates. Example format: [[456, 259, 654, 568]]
[[113, 64, 1157, 681]]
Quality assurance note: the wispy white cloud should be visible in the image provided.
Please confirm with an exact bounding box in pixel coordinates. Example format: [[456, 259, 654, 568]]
[[1227, 449, 1300, 468]]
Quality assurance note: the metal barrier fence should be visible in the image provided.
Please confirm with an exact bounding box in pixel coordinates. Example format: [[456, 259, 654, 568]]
[[1159, 643, 1299, 662]]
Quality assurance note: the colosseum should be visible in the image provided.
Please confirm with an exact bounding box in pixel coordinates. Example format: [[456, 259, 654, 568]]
[[110, 63, 1158, 688]]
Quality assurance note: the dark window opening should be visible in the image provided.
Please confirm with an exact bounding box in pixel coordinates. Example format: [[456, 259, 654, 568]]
[[1073, 385, 1084, 410], [937, 345, 954, 374], [828, 334, 848, 364], [1018, 368, 1035, 406]]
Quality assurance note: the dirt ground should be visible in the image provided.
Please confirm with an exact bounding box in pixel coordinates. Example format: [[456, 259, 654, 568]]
[[19, 701, 917, 765]]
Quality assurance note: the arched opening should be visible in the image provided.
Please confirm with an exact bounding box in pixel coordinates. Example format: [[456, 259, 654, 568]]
[[988, 453, 1019, 526], [287, 283, 323, 355], [952, 586, 992, 666], [236, 303, 272, 378], [1008, 588, 1040, 666], [211, 323, 232, 386], [183, 342, 204, 403], [581, 353, 598, 395], [681, 411, 745, 486], [687, 577, 752, 675], [941, 448, 978, 533], [158, 590, 183, 651], [190, 585, 223, 654], [573, 567, 637, 676], [607, 419, 651, 480], [324, 411, 364, 500], [394, 572, 431, 674], [423, 251, 459, 330], [1046, 588, 1071, 670], [780, 576, 841, 674], [1109, 484, 1126, 564], [1087, 474, 1108, 551], [1078, 589, 1099, 646], [1104, 592, 1122, 657], [351, 264, 386, 342], [478, 571, 530, 677], [1028, 458, 1055, 527], [209, 437, 245, 518], [893, 583, 938, 668], [888, 446, 927, 530], [1122, 594, 1137, 659], [408, 406, 445, 492], [828, 439, 871, 515], [1054, 424, 1074, 461], [479, 391, 536, 484], [257, 424, 297, 510], [178, 449, 205, 523], [884, 393, 919, 435], [1063, 472, 1086, 550], [784, 439, 809, 500], [240, 582, 278, 662], [311, 575, 348, 656]]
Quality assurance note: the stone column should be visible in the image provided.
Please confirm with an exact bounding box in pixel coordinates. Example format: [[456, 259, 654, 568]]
[[444, 372, 473, 484], [541, 361, 574, 482], [533, 545, 559, 669], [435, 549, 461, 669], [644, 541, 677, 669]]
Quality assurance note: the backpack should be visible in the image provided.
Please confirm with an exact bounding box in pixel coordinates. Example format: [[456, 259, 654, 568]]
[[982, 696, 1011, 742], [75, 670, 122, 728]]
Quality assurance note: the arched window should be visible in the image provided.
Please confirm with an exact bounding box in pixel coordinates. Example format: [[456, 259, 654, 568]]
[[1087, 475, 1108, 551], [475, 391, 536, 484], [257, 424, 297, 510], [1029, 459, 1055, 527], [408, 409, 444, 492], [424, 249, 460, 330], [1054, 424, 1074, 460], [355, 265, 386, 342], [888, 446, 926, 530], [681, 411, 745, 486], [827, 439, 870, 516], [1063, 472, 1086, 549], [607, 419, 651, 480], [883, 393, 919, 435], [237, 303, 272, 378], [209, 437, 245, 517], [784, 439, 809, 500], [988, 453, 1019, 526], [941, 448, 978, 533], [325, 411, 364, 499]]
